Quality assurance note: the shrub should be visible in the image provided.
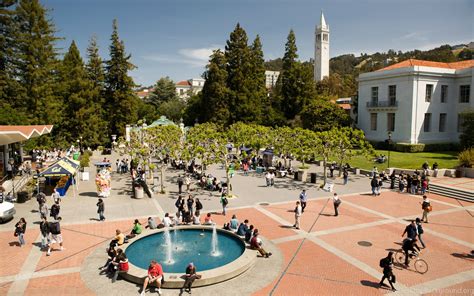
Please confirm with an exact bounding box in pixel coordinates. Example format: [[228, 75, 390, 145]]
[[394, 143, 425, 153], [458, 148, 474, 168], [80, 154, 90, 168]]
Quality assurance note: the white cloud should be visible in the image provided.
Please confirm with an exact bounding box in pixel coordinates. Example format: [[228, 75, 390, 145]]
[[142, 45, 222, 68]]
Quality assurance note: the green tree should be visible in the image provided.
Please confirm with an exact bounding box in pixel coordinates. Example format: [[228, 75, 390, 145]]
[[225, 23, 262, 124], [199, 49, 229, 124], [148, 76, 177, 109], [11, 0, 60, 125], [300, 96, 352, 132], [105, 19, 138, 137], [157, 97, 186, 122]]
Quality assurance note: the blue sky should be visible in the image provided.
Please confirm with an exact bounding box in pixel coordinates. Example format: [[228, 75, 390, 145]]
[[42, 0, 473, 86]]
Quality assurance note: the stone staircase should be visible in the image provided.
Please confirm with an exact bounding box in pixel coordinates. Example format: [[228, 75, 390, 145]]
[[392, 178, 473, 203]]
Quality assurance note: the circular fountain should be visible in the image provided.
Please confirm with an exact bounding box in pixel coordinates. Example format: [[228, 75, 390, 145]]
[[121, 225, 256, 288]]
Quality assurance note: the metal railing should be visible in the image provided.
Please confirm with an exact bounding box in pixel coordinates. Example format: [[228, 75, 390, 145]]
[[366, 100, 398, 108]]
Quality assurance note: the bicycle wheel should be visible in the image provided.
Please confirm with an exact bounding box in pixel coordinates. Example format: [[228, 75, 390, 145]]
[[414, 258, 428, 274], [395, 250, 405, 265]]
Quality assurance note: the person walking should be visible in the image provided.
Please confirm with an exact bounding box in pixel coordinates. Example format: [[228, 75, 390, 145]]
[[293, 201, 302, 230], [50, 200, 60, 220], [39, 201, 49, 220], [371, 177, 378, 196], [379, 251, 396, 291], [343, 169, 349, 185], [299, 189, 307, 213], [47, 217, 64, 256], [220, 193, 228, 216], [184, 175, 191, 192], [97, 198, 105, 221], [14, 218, 27, 247], [333, 193, 341, 216], [39, 217, 50, 250], [415, 218, 426, 248], [177, 175, 184, 195], [421, 195, 431, 223], [330, 163, 335, 178]]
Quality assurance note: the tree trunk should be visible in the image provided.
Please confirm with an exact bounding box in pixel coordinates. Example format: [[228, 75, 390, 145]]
[[225, 158, 231, 197], [160, 165, 165, 194], [323, 158, 327, 186]]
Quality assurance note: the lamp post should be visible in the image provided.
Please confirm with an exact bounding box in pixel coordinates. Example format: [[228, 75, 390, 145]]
[[79, 136, 83, 153], [8, 158, 15, 198], [111, 135, 117, 151], [387, 131, 392, 169]]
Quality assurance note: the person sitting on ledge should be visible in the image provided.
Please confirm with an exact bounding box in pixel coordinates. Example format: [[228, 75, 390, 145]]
[[127, 219, 142, 239], [203, 213, 213, 225], [229, 214, 239, 232], [237, 219, 249, 236], [250, 230, 272, 258], [140, 260, 163, 296], [181, 262, 201, 294], [162, 213, 175, 227], [146, 217, 157, 229]]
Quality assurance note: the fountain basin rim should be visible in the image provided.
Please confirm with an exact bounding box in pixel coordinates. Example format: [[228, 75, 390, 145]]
[[121, 225, 256, 288]]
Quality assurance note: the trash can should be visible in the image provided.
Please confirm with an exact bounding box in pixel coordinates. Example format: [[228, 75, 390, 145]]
[[17, 191, 29, 203], [294, 172, 298, 180], [73, 152, 80, 161], [81, 171, 89, 181], [310, 173, 317, 183], [135, 187, 144, 199]]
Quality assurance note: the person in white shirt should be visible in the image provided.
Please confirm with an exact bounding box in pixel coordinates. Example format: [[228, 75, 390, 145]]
[[265, 172, 271, 187], [333, 193, 341, 216], [269, 171, 275, 186], [293, 201, 302, 229], [162, 213, 174, 227], [51, 188, 60, 203]]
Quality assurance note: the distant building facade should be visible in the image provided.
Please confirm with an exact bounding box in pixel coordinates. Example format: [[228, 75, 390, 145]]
[[176, 78, 205, 99], [265, 70, 280, 88], [357, 59, 474, 144]]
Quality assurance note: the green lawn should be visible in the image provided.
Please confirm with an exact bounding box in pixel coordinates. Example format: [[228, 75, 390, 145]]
[[346, 150, 459, 171]]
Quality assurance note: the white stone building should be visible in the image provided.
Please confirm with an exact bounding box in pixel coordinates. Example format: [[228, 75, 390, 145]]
[[314, 11, 329, 81], [175, 78, 205, 100], [357, 59, 474, 144], [265, 70, 280, 88]]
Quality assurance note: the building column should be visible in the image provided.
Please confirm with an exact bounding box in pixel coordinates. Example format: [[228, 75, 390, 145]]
[[3, 144, 8, 177]]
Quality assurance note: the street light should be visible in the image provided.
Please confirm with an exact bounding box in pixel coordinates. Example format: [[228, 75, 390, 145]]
[[79, 136, 83, 153], [111, 134, 117, 151], [8, 158, 15, 198], [387, 131, 392, 168]]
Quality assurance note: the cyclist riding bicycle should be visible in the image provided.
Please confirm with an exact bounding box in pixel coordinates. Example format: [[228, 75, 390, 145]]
[[402, 237, 421, 266]]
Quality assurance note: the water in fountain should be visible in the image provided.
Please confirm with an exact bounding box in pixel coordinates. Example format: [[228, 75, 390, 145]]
[[211, 224, 220, 256], [164, 227, 174, 264]]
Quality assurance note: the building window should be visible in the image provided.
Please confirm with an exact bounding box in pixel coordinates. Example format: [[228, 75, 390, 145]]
[[316, 34, 321, 41], [388, 85, 396, 105], [371, 87, 378, 104], [460, 85, 470, 103], [439, 113, 447, 132], [370, 113, 377, 131], [323, 34, 328, 41], [387, 113, 395, 132], [180, 89, 184, 95], [441, 85, 448, 103], [425, 84, 433, 102], [423, 113, 431, 132], [458, 114, 465, 132]]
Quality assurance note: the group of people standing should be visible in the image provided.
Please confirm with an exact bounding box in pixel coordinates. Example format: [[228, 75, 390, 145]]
[[293, 190, 342, 230]]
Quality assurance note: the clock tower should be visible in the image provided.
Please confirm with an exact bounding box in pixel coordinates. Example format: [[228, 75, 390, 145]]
[[314, 11, 329, 81]]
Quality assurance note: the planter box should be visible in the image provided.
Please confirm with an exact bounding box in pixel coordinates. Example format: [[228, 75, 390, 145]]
[[81, 172, 90, 181], [297, 170, 308, 182]]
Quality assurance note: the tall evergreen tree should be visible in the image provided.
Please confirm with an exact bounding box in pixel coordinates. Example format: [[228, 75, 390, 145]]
[[11, 0, 60, 125], [199, 49, 229, 125], [84, 36, 108, 146], [148, 76, 177, 109], [105, 19, 138, 137], [225, 23, 261, 124], [276, 29, 316, 121]]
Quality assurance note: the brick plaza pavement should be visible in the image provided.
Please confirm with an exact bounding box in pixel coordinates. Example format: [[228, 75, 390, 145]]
[[0, 152, 473, 295]]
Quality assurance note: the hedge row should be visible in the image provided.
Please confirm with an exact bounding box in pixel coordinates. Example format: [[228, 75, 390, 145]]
[[370, 141, 460, 152]]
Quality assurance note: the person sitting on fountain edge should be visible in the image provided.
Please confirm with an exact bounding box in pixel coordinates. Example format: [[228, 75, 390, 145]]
[[250, 230, 272, 258], [140, 260, 163, 296], [237, 219, 249, 236], [181, 262, 202, 294]]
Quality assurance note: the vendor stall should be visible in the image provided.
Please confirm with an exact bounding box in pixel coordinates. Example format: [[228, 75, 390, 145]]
[[38, 157, 79, 197]]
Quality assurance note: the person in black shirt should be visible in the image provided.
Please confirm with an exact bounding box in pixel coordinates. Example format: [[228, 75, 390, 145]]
[[379, 251, 396, 291], [401, 220, 417, 240], [402, 238, 421, 266]]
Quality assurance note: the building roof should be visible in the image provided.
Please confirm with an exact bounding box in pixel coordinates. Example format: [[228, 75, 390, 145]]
[[377, 59, 474, 72], [176, 80, 191, 87], [0, 125, 53, 145]]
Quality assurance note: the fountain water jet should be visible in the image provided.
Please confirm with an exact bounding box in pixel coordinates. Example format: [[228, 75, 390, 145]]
[[211, 224, 220, 256], [164, 227, 174, 264]]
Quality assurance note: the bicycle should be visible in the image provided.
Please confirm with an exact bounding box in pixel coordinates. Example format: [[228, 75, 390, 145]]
[[395, 249, 428, 274]]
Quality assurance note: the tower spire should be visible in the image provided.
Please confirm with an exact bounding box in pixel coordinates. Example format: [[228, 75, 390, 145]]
[[320, 11, 327, 29]]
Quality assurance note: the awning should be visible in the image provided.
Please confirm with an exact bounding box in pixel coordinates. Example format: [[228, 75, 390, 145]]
[[0, 125, 53, 145], [39, 157, 79, 177]]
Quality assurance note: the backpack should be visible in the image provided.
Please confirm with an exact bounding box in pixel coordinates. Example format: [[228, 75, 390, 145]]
[[379, 258, 387, 268], [223, 197, 228, 206]]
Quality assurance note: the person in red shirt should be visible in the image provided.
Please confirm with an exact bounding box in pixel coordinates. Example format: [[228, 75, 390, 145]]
[[140, 260, 164, 296], [250, 230, 272, 258]]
